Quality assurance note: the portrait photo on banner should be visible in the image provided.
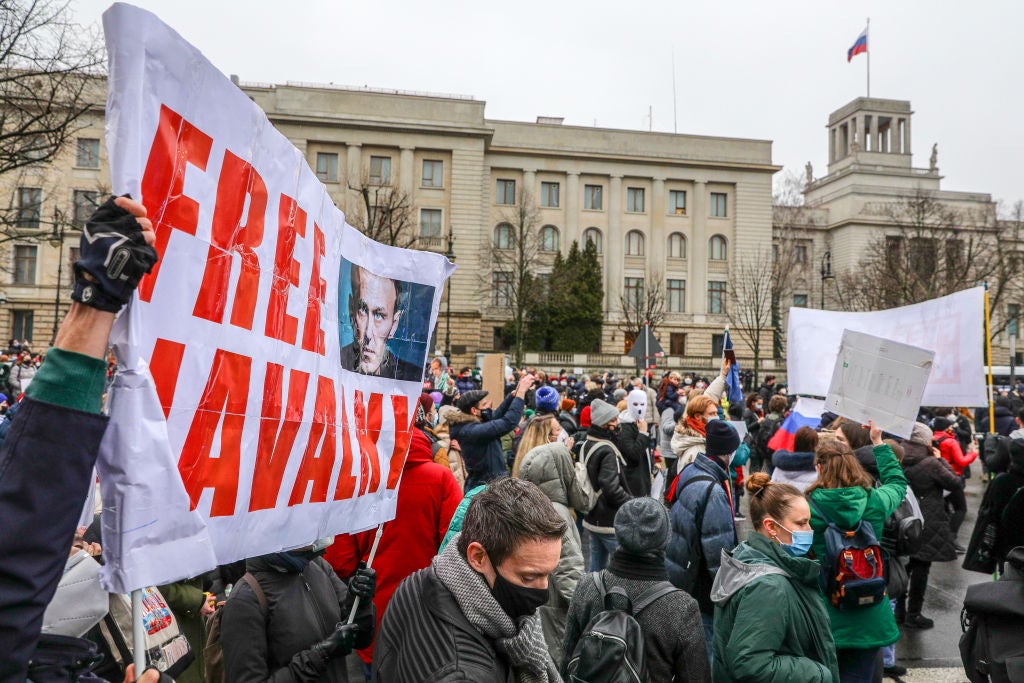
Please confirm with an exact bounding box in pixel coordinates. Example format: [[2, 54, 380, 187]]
[[338, 257, 435, 382]]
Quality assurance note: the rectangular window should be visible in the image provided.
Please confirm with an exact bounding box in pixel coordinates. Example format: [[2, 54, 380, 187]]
[[710, 192, 728, 217], [623, 277, 644, 310], [420, 208, 442, 237], [540, 182, 560, 208], [711, 333, 725, 357], [667, 279, 686, 313], [422, 159, 443, 188], [584, 184, 603, 210], [1009, 304, 1021, 338], [794, 245, 808, 264], [496, 179, 516, 205], [76, 138, 100, 168], [626, 187, 645, 213], [670, 190, 687, 215], [73, 190, 99, 227], [670, 332, 686, 356], [492, 272, 512, 306], [67, 246, 80, 285], [14, 245, 37, 284], [17, 187, 41, 229], [315, 152, 338, 182], [793, 294, 808, 308], [707, 280, 727, 314], [369, 156, 392, 185], [12, 310, 33, 343]]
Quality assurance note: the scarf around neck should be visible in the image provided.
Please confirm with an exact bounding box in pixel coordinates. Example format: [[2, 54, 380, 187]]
[[432, 534, 562, 683], [685, 415, 707, 436]]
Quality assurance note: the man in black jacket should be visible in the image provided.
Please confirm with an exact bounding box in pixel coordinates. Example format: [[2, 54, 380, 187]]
[[374, 477, 566, 683], [220, 547, 376, 682], [446, 373, 534, 491], [581, 399, 634, 571]]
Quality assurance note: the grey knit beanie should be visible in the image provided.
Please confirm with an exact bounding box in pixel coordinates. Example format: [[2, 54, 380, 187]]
[[589, 399, 618, 427], [614, 497, 670, 554], [910, 422, 933, 446]]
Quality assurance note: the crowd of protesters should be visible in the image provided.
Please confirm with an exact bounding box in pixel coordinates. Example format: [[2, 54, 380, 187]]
[[4, 195, 1024, 683]]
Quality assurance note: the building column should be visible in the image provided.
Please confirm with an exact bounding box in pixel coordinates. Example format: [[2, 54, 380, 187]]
[[608, 174, 624, 316], [903, 118, 912, 157], [565, 172, 580, 246], [651, 177, 667, 276], [523, 169, 537, 202], [692, 180, 707, 314], [346, 143, 362, 210], [869, 115, 878, 152], [399, 146, 415, 195], [829, 127, 836, 163]]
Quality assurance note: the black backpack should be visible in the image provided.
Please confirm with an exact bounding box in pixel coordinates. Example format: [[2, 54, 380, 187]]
[[960, 549, 1024, 682], [565, 572, 678, 683], [882, 487, 925, 558]]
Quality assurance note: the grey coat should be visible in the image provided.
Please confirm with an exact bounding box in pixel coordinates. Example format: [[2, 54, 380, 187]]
[[518, 443, 589, 664]]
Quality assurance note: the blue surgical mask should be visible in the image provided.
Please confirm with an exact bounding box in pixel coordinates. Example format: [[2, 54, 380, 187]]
[[772, 520, 814, 557]]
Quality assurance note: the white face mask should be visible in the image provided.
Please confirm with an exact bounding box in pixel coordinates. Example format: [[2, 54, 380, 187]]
[[627, 389, 647, 421]]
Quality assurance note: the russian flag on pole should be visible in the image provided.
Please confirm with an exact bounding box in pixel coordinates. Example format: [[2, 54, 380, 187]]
[[767, 397, 825, 452], [847, 26, 868, 62], [723, 329, 744, 406]]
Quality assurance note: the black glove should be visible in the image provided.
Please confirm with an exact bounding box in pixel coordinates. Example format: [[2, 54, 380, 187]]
[[348, 562, 376, 602], [71, 194, 159, 312], [311, 622, 360, 661]]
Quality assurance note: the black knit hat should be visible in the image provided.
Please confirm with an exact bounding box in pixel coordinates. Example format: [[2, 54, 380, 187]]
[[932, 417, 952, 432], [705, 419, 740, 456], [614, 497, 670, 554], [457, 390, 488, 412]]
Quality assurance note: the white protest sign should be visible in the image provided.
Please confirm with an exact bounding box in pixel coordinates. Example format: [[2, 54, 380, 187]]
[[824, 330, 935, 439], [727, 420, 748, 442], [787, 287, 985, 407], [95, 4, 454, 593]]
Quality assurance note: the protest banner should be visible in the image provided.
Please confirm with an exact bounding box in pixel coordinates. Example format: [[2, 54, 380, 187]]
[[824, 330, 935, 438], [94, 4, 454, 593], [787, 287, 985, 407]]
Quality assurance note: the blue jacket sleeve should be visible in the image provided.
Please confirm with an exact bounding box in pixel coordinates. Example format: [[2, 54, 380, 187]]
[[462, 396, 525, 443], [0, 398, 109, 683]]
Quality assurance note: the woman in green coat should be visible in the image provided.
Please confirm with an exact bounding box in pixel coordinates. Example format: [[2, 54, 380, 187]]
[[712, 472, 840, 682], [807, 421, 906, 683]]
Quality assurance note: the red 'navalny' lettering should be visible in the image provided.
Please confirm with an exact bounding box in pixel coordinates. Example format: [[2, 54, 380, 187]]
[[250, 363, 309, 511]]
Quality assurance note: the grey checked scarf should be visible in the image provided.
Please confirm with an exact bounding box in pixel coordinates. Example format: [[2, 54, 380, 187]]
[[433, 533, 562, 683]]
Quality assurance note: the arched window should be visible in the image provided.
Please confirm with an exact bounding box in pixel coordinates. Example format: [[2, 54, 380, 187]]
[[539, 225, 560, 252], [708, 234, 728, 260], [494, 222, 513, 249], [625, 230, 645, 257], [583, 227, 603, 254], [667, 232, 686, 259]]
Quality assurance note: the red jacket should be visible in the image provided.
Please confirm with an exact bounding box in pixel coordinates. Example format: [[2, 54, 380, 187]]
[[326, 428, 462, 663], [934, 430, 977, 476]]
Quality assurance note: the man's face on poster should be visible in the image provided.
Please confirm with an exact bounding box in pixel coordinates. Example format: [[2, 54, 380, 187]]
[[353, 269, 401, 374]]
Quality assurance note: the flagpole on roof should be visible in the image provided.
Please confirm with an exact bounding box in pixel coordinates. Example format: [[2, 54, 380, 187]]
[[866, 17, 871, 97]]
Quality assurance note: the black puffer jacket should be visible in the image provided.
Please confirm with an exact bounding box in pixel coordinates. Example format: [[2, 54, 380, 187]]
[[901, 441, 963, 563], [581, 427, 633, 532], [616, 421, 652, 498], [220, 555, 374, 683]]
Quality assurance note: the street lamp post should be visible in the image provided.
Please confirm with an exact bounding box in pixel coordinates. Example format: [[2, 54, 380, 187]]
[[48, 209, 66, 346], [820, 250, 835, 309], [443, 227, 456, 363]]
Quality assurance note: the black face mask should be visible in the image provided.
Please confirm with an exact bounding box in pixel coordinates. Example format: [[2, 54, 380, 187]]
[[479, 408, 494, 421], [490, 568, 549, 621]]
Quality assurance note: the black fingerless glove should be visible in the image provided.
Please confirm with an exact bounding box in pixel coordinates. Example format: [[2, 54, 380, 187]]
[[311, 622, 360, 661], [71, 194, 159, 312]]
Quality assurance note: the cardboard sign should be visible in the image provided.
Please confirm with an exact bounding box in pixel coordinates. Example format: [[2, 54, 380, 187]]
[[824, 330, 935, 438]]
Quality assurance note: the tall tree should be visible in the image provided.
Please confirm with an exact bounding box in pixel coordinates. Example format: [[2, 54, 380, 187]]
[[552, 239, 603, 352], [491, 189, 541, 366], [728, 251, 775, 385], [0, 0, 103, 176], [617, 267, 665, 349], [346, 174, 418, 248]]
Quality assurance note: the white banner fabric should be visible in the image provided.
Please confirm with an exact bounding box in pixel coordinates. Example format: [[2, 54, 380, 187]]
[[786, 287, 985, 407], [824, 330, 936, 439], [96, 4, 454, 593]]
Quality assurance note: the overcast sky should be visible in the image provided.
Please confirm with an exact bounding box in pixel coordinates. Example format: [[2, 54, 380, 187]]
[[72, 1, 1024, 209]]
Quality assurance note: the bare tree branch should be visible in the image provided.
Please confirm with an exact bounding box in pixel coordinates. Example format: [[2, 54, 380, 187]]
[[618, 267, 665, 345], [346, 172, 418, 248], [489, 190, 541, 365]]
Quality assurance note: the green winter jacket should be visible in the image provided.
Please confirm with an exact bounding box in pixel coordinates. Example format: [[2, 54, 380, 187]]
[[711, 532, 840, 683], [439, 484, 486, 551], [808, 443, 906, 649], [157, 577, 207, 683]]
